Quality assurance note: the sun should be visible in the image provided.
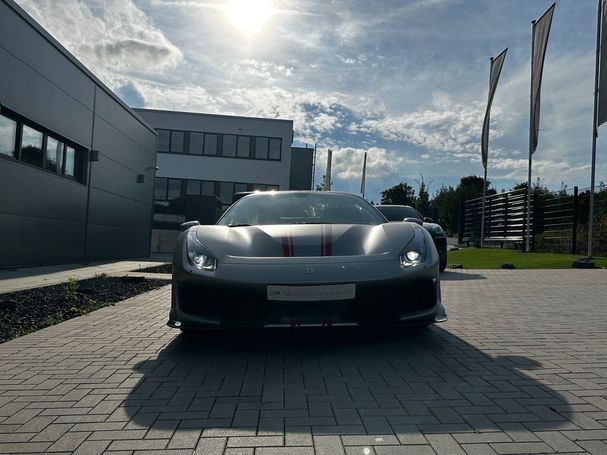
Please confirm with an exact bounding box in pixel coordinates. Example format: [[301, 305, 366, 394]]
[[222, 0, 274, 35]]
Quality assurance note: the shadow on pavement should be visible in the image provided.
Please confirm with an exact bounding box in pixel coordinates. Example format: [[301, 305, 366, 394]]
[[124, 326, 572, 435], [440, 271, 487, 281]]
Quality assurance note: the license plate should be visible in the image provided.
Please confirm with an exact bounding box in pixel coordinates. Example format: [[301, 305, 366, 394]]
[[267, 284, 356, 301]]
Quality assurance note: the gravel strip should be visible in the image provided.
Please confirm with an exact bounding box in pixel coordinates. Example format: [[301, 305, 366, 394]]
[[0, 276, 167, 342]]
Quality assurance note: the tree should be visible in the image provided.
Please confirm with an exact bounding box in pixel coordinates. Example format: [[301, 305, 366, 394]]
[[431, 185, 459, 234], [457, 175, 496, 202], [427, 175, 496, 236], [415, 180, 429, 214], [380, 182, 416, 205]]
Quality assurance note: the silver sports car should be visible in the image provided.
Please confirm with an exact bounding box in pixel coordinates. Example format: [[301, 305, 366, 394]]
[[169, 191, 446, 331]]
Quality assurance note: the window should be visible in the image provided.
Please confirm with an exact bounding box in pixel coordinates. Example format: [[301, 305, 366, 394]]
[[222, 135, 236, 157], [0, 114, 17, 158], [167, 179, 182, 200], [154, 177, 168, 200], [237, 136, 250, 158], [254, 137, 269, 159], [202, 181, 215, 196], [219, 182, 234, 204], [170, 131, 184, 153], [1, 110, 87, 183], [45, 137, 64, 173], [189, 132, 203, 155], [63, 146, 75, 176], [20, 125, 44, 168], [204, 134, 217, 155], [158, 129, 170, 151], [269, 138, 281, 160], [186, 179, 201, 195]]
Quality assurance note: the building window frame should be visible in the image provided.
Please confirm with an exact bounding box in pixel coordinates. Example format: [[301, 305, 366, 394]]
[[155, 128, 283, 162], [0, 107, 88, 184]]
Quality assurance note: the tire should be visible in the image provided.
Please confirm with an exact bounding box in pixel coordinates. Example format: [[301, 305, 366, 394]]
[[439, 256, 447, 272]]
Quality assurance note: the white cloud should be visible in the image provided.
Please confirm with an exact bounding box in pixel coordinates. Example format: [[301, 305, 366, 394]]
[[231, 59, 294, 81], [123, 79, 224, 113], [492, 157, 590, 185], [350, 93, 506, 160], [17, 0, 183, 75], [315, 146, 408, 181]]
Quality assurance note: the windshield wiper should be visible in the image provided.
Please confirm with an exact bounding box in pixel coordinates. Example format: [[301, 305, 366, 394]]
[[228, 223, 252, 227]]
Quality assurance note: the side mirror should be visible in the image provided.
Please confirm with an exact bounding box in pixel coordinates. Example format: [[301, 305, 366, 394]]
[[403, 217, 423, 226], [423, 217, 434, 223], [180, 220, 200, 231]]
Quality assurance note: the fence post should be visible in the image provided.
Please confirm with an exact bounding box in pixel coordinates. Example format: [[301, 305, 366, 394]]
[[458, 201, 465, 245], [572, 186, 579, 255]]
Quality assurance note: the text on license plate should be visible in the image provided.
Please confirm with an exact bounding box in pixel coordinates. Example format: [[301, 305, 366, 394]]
[[267, 284, 356, 301]]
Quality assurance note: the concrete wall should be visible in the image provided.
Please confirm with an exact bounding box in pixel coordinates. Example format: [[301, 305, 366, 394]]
[[0, 0, 157, 268]]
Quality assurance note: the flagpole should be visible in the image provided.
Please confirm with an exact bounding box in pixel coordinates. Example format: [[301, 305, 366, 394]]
[[526, 20, 536, 253], [360, 152, 367, 199], [588, 0, 602, 259], [481, 54, 495, 249]]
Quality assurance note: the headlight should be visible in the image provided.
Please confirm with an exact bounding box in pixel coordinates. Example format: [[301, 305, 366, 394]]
[[186, 229, 217, 271], [399, 225, 427, 268], [425, 224, 445, 236]]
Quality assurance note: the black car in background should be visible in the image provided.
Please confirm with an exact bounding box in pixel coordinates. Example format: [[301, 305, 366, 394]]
[[376, 205, 447, 271]]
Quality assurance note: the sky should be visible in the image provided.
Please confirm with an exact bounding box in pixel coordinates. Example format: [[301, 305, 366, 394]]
[[15, 0, 607, 201]]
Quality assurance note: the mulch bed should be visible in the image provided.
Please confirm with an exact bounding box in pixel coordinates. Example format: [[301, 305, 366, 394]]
[[0, 276, 167, 343], [136, 263, 172, 274]]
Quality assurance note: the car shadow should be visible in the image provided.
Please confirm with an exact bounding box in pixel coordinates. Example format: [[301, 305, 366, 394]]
[[123, 326, 572, 436], [440, 271, 487, 281]]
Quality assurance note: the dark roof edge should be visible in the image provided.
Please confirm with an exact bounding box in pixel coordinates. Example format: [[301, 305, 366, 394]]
[[134, 108, 294, 125], [3, 0, 157, 135]]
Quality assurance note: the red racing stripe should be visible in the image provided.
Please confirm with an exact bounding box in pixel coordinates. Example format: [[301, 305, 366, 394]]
[[282, 229, 295, 257], [282, 236, 291, 257], [321, 225, 333, 256], [325, 225, 333, 256]]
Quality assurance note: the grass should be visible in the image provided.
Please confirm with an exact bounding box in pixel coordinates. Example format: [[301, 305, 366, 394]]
[[448, 247, 607, 269]]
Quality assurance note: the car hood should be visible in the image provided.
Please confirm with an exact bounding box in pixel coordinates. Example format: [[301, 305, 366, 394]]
[[193, 223, 415, 261]]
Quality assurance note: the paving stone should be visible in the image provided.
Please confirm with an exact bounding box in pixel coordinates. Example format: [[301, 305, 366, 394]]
[[426, 433, 467, 455], [226, 436, 284, 447], [314, 435, 345, 455], [72, 440, 111, 455], [45, 430, 91, 452], [461, 443, 498, 455], [490, 442, 554, 454], [374, 446, 436, 455], [0, 442, 52, 453]]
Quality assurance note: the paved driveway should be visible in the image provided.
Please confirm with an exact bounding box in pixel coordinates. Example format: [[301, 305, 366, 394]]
[[1, 269, 606, 454]]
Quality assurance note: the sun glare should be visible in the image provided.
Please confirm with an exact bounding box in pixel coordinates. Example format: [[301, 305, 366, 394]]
[[222, 0, 274, 35]]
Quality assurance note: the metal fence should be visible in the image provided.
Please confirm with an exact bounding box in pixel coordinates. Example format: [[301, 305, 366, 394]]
[[459, 185, 607, 256], [459, 188, 530, 248]]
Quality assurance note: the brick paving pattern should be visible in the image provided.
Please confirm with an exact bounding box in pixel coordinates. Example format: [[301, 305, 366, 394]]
[[0, 269, 606, 454]]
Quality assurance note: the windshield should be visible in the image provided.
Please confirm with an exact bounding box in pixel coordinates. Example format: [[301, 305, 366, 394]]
[[219, 192, 386, 226], [376, 205, 421, 222]]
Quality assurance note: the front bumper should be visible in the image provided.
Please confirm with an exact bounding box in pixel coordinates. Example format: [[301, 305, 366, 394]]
[[169, 264, 446, 329]]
